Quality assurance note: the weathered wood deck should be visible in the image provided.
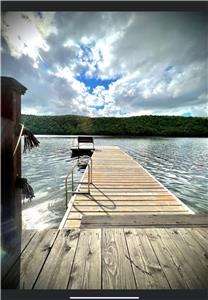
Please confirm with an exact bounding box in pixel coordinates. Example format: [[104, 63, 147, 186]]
[[2, 227, 208, 289], [2, 146, 208, 290], [62, 146, 193, 229]]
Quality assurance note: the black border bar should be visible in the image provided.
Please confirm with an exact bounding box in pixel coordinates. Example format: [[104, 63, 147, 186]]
[[2, 289, 208, 300], [1, 1, 208, 12]]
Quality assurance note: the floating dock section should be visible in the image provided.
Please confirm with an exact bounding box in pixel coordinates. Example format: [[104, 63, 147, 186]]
[[71, 136, 95, 157], [61, 146, 193, 229]]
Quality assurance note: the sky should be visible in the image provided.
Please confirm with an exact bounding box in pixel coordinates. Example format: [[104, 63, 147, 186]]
[[1, 12, 208, 117]]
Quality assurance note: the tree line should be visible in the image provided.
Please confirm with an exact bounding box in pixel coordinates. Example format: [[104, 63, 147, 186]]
[[21, 114, 208, 137]]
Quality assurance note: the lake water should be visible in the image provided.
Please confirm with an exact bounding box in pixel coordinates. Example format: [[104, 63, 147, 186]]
[[22, 136, 208, 229]]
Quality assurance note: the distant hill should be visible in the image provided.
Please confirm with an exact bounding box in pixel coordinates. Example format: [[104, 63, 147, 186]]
[[21, 114, 208, 137]]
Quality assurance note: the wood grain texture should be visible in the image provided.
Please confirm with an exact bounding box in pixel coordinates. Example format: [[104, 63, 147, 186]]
[[6, 227, 208, 290], [34, 229, 80, 289], [74, 200, 178, 206], [189, 228, 208, 251], [102, 228, 136, 289], [81, 215, 208, 228], [1, 230, 36, 287], [194, 228, 208, 241], [178, 228, 208, 270], [21, 230, 36, 252], [145, 228, 189, 289], [167, 228, 208, 288], [2, 230, 58, 289], [155, 228, 205, 289], [68, 229, 101, 289], [71, 205, 187, 212], [20, 230, 58, 289], [64, 219, 81, 228], [125, 228, 170, 289]]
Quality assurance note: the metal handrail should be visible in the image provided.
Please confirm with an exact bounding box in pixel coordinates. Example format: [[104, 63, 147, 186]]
[[65, 156, 92, 210]]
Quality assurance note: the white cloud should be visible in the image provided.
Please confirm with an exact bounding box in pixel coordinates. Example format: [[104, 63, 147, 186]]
[[2, 12, 56, 68], [2, 12, 207, 117]]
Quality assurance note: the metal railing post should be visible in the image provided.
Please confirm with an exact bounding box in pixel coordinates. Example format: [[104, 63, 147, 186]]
[[65, 155, 93, 210], [65, 176, 68, 210], [88, 164, 90, 194], [90, 158, 93, 183], [72, 170, 74, 193]]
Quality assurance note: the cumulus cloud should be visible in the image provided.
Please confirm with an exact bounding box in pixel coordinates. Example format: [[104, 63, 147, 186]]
[[1, 12, 208, 117]]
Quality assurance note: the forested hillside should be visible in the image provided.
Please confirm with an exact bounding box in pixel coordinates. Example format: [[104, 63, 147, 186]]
[[21, 114, 208, 137]]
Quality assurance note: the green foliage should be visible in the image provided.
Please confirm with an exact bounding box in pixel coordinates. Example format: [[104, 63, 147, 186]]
[[21, 114, 208, 137]]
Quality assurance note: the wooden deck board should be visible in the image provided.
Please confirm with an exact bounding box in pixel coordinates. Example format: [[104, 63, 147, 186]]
[[34, 229, 80, 289], [125, 228, 170, 289], [71, 206, 188, 213], [67, 229, 101, 289], [80, 215, 208, 228], [145, 228, 189, 289], [6, 227, 207, 290], [62, 146, 193, 228], [21, 230, 36, 252], [167, 228, 208, 287], [189, 228, 208, 251], [102, 228, 136, 289], [181, 228, 208, 270], [154, 228, 205, 289], [19, 230, 58, 289], [2, 230, 58, 289]]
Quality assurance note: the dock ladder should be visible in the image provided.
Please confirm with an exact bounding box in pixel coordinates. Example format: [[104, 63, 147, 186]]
[[65, 155, 92, 209]]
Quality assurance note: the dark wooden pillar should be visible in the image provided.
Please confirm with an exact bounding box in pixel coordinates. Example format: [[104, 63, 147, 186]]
[[1, 77, 27, 287]]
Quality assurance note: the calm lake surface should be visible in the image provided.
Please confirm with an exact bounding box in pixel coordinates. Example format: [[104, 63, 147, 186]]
[[22, 137, 208, 229]]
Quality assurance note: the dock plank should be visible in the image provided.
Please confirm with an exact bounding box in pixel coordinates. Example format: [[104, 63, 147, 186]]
[[68, 229, 101, 289], [124, 229, 149, 289], [189, 228, 208, 251], [20, 229, 58, 289], [71, 205, 187, 212], [2, 230, 58, 289], [1, 230, 37, 284], [21, 230, 36, 252], [195, 228, 208, 240], [75, 195, 178, 200], [74, 200, 179, 206], [168, 228, 208, 287], [125, 229, 170, 289], [64, 219, 81, 228], [178, 228, 208, 270], [81, 215, 208, 228], [102, 228, 136, 289], [155, 228, 205, 289], [34, 230, 80, 289], [145, 228, 189, 289]]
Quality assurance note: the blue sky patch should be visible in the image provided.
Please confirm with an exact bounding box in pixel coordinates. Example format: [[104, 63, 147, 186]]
[[76, 72, 120, 93], [42, 62, 49, 71], [79, 44, 95, 64], [182, 112, 192, 117], [90, 104, 105, 111]]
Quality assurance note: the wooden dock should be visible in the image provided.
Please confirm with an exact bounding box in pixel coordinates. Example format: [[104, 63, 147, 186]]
[[61, 146, 193, 229], [3, 226, 208, 289], [3, 146, 208, 290]]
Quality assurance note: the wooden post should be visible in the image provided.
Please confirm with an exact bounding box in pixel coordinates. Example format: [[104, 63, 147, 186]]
[[1, 77, 27, 287]]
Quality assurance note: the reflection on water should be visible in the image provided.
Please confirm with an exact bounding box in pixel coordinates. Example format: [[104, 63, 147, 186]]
[[22, 137, 208, 229]]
